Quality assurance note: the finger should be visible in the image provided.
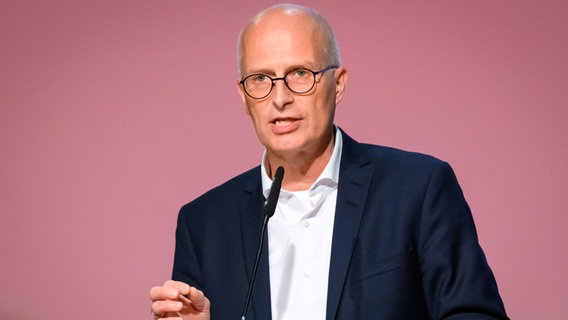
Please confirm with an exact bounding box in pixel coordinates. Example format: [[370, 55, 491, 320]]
[[163, 280, 191, 295], [178, 294, 191, 305], [151, 299, 184, 317], [149, 285, 181, 301], [186, 286, 210, 312]]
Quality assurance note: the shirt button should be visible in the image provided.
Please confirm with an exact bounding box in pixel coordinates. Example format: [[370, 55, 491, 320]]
[[303, 272, 310, 278], [303, 221, 310, 228]]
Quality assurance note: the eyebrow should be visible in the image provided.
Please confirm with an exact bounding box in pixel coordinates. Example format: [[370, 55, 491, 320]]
[[245, 63, 318, 76]]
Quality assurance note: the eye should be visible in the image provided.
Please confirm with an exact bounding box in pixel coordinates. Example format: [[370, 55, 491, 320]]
[[293, 69, 309, 77], [251, 74, 269, 83]]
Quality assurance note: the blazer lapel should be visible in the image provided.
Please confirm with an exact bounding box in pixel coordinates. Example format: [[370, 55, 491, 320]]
[[326, 131, 372, 320], [239, 168, 272, 320]]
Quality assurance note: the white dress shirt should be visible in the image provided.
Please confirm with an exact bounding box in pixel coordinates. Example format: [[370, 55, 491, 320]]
[[261, 129, 343, 320]]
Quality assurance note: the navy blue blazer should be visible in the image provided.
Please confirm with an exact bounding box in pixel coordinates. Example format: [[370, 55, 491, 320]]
[[172, 130, 508, 319]]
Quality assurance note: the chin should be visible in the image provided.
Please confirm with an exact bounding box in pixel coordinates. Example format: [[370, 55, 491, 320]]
[[265, 139, 303, 153]]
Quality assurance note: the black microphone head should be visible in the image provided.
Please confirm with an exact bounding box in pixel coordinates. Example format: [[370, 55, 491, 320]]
[[274, 166, 284, 182], [264, 166, 284, 219]]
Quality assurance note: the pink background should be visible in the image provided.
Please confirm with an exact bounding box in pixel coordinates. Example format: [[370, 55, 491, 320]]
[[1, 1, 567, 319]]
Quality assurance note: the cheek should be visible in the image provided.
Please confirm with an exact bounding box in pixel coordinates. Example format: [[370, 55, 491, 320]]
[[245, 106, 264, 130], [313, 95, 336, 123], [245, 100, 260, 118]]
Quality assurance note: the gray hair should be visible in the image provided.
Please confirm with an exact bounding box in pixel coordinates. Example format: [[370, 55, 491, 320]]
[[236, 4, 341, 76]]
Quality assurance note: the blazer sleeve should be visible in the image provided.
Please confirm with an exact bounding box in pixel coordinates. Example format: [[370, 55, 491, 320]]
[[418, 162, 508, 319], [172, 206, 204, 289]]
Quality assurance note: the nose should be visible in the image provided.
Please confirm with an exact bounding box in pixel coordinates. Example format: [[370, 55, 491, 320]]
[[271, 78, 294, 110]]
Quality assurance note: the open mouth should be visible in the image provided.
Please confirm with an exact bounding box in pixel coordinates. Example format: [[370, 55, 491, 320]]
[[270, 117, 300, 133], [274, 118, 295, 126]]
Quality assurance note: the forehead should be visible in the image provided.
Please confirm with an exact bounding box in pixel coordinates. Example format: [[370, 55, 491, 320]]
[[241, 12, 325, 72]]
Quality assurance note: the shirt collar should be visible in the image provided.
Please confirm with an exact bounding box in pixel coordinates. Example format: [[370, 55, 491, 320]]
[[261, 127, 343, 198]]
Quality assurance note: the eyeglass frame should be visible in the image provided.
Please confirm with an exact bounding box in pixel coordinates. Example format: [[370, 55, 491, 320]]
[[239, 66, 338, 100]]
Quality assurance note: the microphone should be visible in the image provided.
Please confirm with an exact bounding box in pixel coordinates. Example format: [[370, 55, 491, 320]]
[[241, 166, 284, 320], [263, 166, 284, 219]]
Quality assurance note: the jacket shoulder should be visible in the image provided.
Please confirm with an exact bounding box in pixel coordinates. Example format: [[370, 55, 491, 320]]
[[363, 143, 448, 170], [180, 166, 260, 213], [340, 129, 449, 173]]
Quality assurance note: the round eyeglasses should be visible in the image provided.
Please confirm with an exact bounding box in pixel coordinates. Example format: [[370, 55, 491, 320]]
[[239, 66, 338, 99]]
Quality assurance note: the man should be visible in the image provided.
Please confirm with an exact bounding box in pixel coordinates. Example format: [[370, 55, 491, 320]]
[[150, 4, 508, 320]]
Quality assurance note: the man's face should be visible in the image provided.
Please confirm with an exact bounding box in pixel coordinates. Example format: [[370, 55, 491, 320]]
[[237, 13, 346, 160]]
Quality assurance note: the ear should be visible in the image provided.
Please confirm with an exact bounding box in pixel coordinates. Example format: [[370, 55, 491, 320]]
[[236, 79, 250, 115], [334, 66, 348, 105]]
